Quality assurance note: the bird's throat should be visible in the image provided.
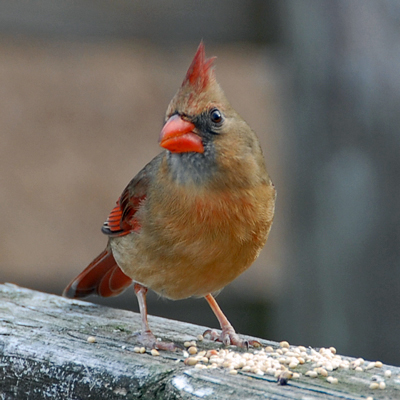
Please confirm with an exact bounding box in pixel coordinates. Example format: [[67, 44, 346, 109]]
[[166, 151, 217, 186]]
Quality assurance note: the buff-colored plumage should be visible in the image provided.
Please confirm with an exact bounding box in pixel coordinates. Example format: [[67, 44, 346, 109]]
[[64, 42, 276, 349]]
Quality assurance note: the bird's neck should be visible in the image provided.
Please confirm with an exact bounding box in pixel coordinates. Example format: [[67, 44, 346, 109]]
[[165, 151, 217, 186]]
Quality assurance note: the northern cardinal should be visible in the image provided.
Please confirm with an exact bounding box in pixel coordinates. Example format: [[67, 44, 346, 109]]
[[63, 43, 276, 350]]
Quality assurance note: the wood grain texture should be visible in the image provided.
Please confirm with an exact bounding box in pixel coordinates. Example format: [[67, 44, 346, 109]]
[[0, 283, 399, 399]]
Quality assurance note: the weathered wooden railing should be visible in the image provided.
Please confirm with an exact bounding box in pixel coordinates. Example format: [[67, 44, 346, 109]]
[[0, 283, 399, 399]]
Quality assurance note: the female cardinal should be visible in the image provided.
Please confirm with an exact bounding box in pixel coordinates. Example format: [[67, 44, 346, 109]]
[[63, 42, 276, 350]]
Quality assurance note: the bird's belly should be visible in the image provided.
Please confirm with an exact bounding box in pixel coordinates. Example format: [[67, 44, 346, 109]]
[[111, 233, 256, 299], [111, 184, 275, 299]]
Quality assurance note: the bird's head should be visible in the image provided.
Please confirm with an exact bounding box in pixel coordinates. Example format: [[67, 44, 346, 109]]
[[159, 42, 266, 187], [159, 42, 234, 155]]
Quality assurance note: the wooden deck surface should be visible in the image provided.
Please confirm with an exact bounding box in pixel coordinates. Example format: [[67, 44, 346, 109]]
[[0, 283, 399, 399]]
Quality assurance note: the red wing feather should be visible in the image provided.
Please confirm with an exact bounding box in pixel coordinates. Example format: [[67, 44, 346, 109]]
[[103, 203, 125, 234], [102, 169, 149, 237], [63, 248, 132, 299]]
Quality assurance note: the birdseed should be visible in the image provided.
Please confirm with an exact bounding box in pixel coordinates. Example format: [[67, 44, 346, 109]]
[[173, 338, 391, 393], [369, 382, 379, 390], [326, 376, 338, 384], [151, 349, 160, 356], [384, 370, 392, 378], [184, 357, 198, 366]]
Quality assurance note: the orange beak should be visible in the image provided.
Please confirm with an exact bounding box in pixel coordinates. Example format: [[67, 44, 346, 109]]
[[159, 115, 204, 153]]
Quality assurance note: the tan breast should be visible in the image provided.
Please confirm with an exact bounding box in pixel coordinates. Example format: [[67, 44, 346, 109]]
[[111, 180, 276, 300]]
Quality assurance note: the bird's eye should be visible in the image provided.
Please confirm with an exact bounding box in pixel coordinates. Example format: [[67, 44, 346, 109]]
[[209, 108, 223, 124]]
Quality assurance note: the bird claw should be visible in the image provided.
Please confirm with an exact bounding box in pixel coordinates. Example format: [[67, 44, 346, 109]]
[[203, 328, 261, 349], [203, 329, 220, 342], [133, 330, 177, 351]]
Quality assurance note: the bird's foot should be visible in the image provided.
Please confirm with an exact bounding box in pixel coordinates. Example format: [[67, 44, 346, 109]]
[[203, 327, 261, 349], [133, 330, 177, 351]]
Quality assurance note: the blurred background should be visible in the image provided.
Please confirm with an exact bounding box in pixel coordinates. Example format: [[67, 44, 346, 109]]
[[1, 0, 399, 365]]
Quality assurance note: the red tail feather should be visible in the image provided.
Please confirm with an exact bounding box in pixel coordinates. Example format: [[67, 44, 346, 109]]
[[63, 248, 132, 299]]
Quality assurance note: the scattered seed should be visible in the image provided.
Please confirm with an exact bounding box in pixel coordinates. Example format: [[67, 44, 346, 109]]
[[255, 369, 264, 376], [305, 370, 318, 378], [277, 370, 293, 385], [206, 350, 218, 358], [316, 367, 328, 377], [369, 382, 379, 390], [366, 362, 376, 370], [184, 357, 198, 366], [327, 363, 335, 372], [133, 347, 141, 353], [87, 336, 96, 343], [229, 369, 238, 375], [327, 376, 338, 384], [169, 337, 385, 388], [139, 347, 146, 354], [151, 349, 160, 356]]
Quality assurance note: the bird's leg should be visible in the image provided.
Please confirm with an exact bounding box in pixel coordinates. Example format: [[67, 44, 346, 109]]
[[203, 293, 260, 348], [133, 283, 175, 351]]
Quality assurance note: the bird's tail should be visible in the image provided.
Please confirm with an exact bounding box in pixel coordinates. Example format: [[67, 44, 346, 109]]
[[63, 247, 132, 298]]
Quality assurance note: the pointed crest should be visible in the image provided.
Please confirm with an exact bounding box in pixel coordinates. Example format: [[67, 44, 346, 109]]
[[182, 42, 216, 92]]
